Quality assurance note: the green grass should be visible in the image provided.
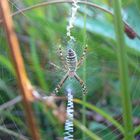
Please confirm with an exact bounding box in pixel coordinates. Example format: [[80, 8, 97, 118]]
[[113, 0, 134, 139], [0, 0, 140, 139]]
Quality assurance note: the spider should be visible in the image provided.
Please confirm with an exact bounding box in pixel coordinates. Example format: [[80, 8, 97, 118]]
[[52, 45, 88, 95]]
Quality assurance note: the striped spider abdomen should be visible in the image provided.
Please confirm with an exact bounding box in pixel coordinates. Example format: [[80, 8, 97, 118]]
[[66, 49, 77, 77]]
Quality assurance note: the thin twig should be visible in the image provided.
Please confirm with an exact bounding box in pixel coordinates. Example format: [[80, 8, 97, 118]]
[[0, 96, 22, 111], [10, 0, 112, 17], [0, 93, 66, 112], [0, 126, 29, 140], [0, 0, 139, 38], [32, 89, 66, 102]]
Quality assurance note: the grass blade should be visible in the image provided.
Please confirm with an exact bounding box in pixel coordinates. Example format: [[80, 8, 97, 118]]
[[74, 119, 102, 140], [113, 0, 134, 140], [30, 38, 48, 91], [74, 99, 124, 134]]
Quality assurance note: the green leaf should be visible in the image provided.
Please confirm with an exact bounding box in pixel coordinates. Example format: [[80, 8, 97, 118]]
[[74, 99, 124, 135], [0, 55, 15, 75], [134, 0, 140, 13], [89, 122, 106, 130], [30, 38, 49, 91], [74, 119, 102, 140], [0, 79, 15, 98]]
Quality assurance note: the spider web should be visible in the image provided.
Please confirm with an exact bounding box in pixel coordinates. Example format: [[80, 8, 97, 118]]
[[0, 0, 140, 140]]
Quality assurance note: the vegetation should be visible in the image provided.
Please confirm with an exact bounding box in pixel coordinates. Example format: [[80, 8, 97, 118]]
[[0, 0, 140, 140]]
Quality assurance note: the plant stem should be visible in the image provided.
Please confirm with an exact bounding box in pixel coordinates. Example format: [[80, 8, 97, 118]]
[[0, 1, 41, 139], [112, 0, 134, 140], [0, 96, 22, 111], [82, 95, 86, 139], [82, 1, 87, 139], [0, 126, 29, 140], [3, 0, 139, 39], [30, 39, 48, 91]]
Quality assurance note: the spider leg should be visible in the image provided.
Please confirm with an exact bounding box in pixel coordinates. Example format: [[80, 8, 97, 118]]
[[49, 61, 66, 72], [52, 72, 69, 94], [74, 73, 87, 95], [58, 45, 68, 69], [77, 45, 88, 68]]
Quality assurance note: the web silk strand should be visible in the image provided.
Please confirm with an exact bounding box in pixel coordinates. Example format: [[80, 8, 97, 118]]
[[64, 90, 74, 140], [66, 0, 79, 45]]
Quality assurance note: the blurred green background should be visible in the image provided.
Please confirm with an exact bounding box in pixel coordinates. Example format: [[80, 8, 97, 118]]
[[0, 0, 140, 139]]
